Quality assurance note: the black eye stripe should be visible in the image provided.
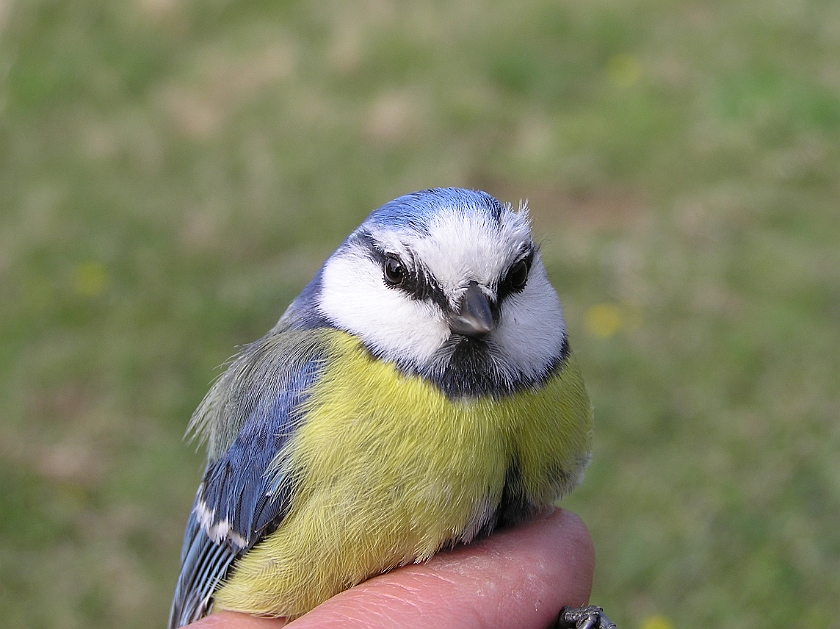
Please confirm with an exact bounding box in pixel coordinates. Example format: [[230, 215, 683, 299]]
[[498, 248, 534, 301], [507, 260, 528, 289], [358, 230, 534, 308], [371, 249, 448, 309]]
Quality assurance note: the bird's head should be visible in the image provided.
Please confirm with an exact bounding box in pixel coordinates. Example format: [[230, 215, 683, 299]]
[[306, 188, 568, 398]]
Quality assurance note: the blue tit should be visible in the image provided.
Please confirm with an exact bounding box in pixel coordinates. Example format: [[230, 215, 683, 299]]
[[169, 188, 596, 627]]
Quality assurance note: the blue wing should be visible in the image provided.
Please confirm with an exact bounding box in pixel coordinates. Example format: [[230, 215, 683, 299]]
[[169, 328, 326, 628]]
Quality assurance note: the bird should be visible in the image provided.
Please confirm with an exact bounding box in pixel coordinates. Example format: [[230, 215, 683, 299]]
[[169, 187, 613, 628]]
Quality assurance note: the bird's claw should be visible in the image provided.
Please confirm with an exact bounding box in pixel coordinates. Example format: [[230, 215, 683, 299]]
[[555, 605, 617, 629]]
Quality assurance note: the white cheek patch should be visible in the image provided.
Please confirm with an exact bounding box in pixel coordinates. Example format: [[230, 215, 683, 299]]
[[318, 248, 451, 365], [493, 257, 567, 379]]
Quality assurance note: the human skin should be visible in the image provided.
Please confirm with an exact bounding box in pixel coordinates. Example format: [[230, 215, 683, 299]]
[[187, 509, 595, 629]]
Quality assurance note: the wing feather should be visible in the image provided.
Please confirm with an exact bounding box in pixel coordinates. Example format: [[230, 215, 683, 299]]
[[168, 328, 327, 628]]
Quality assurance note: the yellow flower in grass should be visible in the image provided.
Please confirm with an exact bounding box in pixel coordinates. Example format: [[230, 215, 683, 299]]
[[72, 262, 109, 297], [584, 302, 643, 338], [607, 53, 642, 88], [640, 615, 675, 629], [584, 303, 624, 338]]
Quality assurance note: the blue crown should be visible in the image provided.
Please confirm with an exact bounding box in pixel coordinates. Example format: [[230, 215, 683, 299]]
[[364, 188, 505, 233]]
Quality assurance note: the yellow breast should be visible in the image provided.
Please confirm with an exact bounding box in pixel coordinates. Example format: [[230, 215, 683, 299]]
[[215, 329, 592, 618]]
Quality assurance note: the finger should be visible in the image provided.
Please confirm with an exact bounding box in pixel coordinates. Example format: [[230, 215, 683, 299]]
[[290, 508, 594, 629], [187, 509, 594, 629], [188, 611, 287, 628]]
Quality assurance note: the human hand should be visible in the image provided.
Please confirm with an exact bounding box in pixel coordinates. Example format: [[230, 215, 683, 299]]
[[187, 509, 594, 629]]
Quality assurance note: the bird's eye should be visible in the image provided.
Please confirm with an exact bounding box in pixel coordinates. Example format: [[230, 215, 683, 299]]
[[383, 255, 405, 286], [506, 259, 529, 290]]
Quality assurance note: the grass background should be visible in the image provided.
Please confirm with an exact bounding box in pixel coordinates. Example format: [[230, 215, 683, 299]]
[[1, 1, 839, 627]]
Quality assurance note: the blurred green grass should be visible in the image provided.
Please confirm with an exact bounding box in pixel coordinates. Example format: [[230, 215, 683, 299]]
[[1, 1, 839, 628]]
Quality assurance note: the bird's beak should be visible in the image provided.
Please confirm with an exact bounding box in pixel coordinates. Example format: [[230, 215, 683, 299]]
[[448, 281, 494, 338]]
